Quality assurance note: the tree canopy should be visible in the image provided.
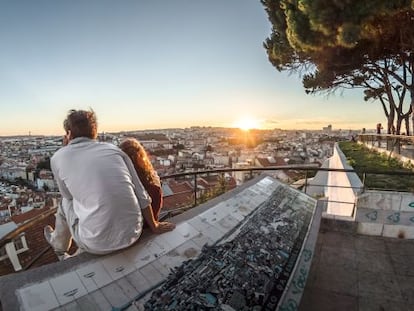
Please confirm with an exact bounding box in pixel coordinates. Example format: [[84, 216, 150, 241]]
[[262, 0, 414, 134]]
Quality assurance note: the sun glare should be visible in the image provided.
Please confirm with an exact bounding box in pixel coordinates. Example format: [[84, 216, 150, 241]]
[[234, 117, 260, 131]]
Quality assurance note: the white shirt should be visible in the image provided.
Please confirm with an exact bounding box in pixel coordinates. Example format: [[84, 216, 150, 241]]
[[51, 137, 151, 254]]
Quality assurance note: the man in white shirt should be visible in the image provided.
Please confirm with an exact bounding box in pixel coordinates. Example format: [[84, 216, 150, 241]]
[[45, 109, 175, 258]]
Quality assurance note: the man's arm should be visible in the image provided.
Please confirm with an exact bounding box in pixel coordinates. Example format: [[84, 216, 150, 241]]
[[51, 153, 73, 200]]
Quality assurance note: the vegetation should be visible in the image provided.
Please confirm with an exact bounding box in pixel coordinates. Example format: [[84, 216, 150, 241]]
[[339, 141, 414, 191], [197, 174, 228, 205], [131, 133, 168, 141], [262, 0, 414, 134]]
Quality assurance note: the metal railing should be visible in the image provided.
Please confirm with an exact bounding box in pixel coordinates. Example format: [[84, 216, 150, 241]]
[[1, 165, 414, 272], [358, 133, 414, 158]]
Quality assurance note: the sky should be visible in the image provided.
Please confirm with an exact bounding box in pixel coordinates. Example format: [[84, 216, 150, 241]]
[[0, 0, 385, 136]]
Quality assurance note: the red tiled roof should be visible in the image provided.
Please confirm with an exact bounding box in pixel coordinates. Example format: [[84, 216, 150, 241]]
[[163, 192, 194, 210], [167, 180, 193, 194], [162, 180, 194, 210], [11, 207, 49, 224], [0, 214, 78, 277], [256, 157, 287, 167]]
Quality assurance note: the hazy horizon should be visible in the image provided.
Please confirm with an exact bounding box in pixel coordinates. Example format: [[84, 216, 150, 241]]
[[0, 124, 371, 138]]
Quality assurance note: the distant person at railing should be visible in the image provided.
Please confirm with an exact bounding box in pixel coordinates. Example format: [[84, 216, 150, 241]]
[[44, 109, 175, 260], [120, 138, 171, 228], [376, 123, 383, 135], [361, 128, 366, 134]]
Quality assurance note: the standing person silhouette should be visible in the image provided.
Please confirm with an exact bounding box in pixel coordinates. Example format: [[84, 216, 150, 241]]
[[376, 123, 383, 134], [376, 123, 383, 147]]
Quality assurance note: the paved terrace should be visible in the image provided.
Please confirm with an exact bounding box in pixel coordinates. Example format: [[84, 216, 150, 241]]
[[299, 219, 414, 311]]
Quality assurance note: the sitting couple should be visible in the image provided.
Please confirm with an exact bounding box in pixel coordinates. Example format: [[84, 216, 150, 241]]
[[45, 109, 175, 259]]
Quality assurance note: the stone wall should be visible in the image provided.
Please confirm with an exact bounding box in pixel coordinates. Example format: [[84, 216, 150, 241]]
[[356, 190, 414, 239]]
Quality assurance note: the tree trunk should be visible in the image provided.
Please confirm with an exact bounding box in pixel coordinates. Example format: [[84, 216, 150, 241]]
[[405, 115, 410, 136], [411, 99, 414, 135], [396, 116, 403, 134], [410, 56, 414, 136], [410, 89, 414, 135], [388, 106, 395, 134]]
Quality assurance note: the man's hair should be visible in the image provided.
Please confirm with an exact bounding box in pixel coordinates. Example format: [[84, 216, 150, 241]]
[[64, 109, 98, 139]]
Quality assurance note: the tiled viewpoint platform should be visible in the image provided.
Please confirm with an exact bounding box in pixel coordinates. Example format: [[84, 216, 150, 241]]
[[0, 175, 321, 311]]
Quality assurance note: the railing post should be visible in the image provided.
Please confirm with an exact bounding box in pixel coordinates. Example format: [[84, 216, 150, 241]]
[[304, 170, 308, 193], [397, 137, 401, 155], [362, 172, 366, 193], [193, 173, 197, 207]]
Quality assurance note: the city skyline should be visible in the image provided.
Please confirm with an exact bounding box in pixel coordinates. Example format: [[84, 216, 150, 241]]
[[0, 0, 385, 136]]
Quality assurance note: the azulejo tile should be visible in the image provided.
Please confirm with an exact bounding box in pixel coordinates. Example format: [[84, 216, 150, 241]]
[[48, 271, 88, 306], [18, 282, 60, 311]]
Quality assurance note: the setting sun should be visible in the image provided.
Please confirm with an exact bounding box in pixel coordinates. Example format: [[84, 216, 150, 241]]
[[234, 117, 261, 131]]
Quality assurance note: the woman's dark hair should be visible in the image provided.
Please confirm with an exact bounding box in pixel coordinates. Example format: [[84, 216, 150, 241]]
[[64, 109, 98, 139]]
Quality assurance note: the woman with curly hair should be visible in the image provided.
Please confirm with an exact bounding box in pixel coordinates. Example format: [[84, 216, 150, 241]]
[[119, 138, 168, 226]]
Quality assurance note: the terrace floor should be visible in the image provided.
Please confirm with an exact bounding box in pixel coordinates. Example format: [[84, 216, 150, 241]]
[[299, 220, 414, 311]]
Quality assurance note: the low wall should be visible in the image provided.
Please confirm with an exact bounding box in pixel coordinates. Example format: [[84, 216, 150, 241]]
[[356, 190, 414, 239], [326, 143, 363, 216]]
